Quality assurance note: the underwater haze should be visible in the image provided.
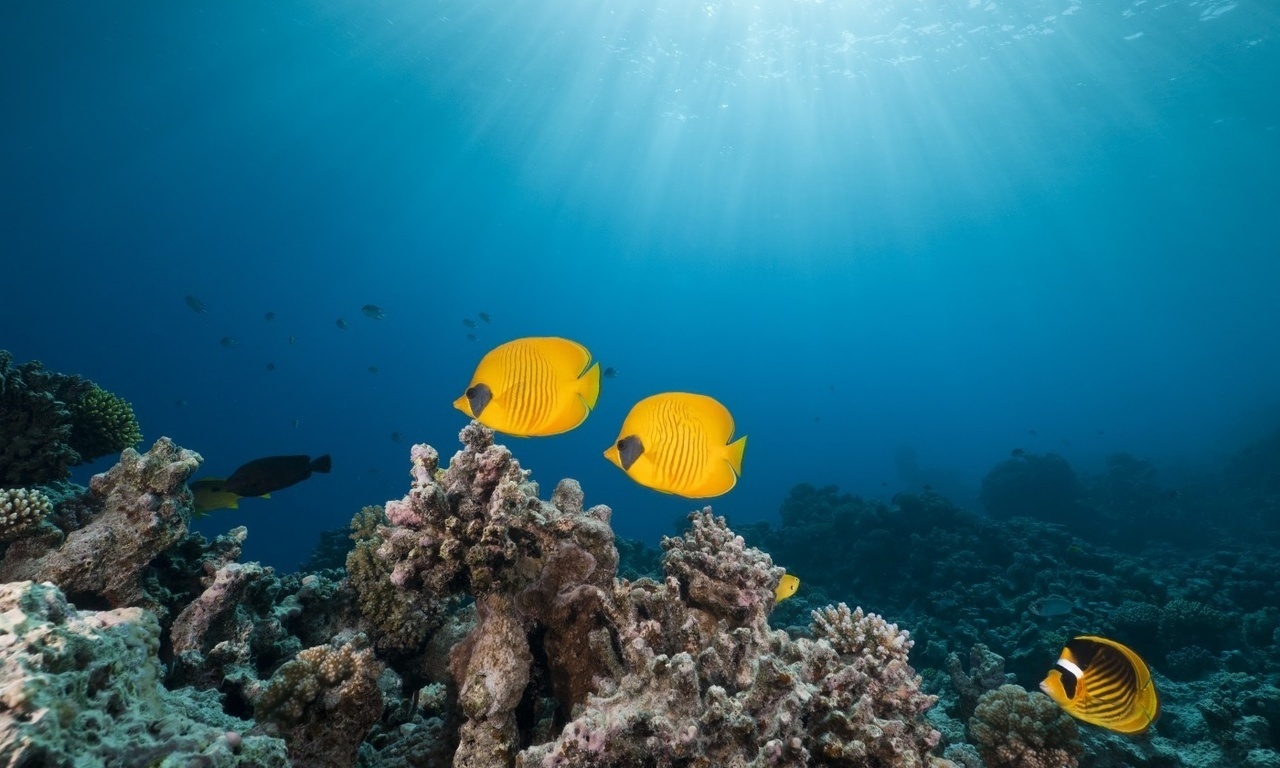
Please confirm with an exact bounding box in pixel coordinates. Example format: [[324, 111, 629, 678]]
[[3, 0, 1279, 570]]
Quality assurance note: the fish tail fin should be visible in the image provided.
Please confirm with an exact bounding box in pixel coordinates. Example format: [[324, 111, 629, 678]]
[[726, 435, 747, 476], [229, 498, 240, 509], [311, 454, 332, 473], [578, 362, 602, 411]]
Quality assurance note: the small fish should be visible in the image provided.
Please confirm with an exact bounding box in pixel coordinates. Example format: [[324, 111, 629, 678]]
[[288, 335, 297, 344], [175, 399, 187, 408], [1011, 448, 1026, 457], [462, 318, 477, 329], [604, 392, 746, 498], [1029, 429, 1038, 436], [465, 333, 478, 342], [366, 467, 379, 476], [603, 366, 619, 379], [775, 573, 800, 602], [390, 431, 403, 443], [454, 336, 601, 437], [336, 318, 349, 330], [265, 311, 276, 321], [223, 454, 332, 497], [266, 362, 276, 372], [362, 304, 386, 319], [1040, 636, 1159, 734], [292, 418, 300, 430], [1029, 596, 1076, 617], [220, 337, 237, 348], [184, 295, 206, 314], [368, 366, 379, 375], [189, 478, 269, 517], [478, 312, 491, 323]]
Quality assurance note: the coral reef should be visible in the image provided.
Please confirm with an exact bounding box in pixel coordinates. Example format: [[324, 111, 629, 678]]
[[5, 404, 1280, 766], [0, 437, 198, 614], [0, 580, 288, 766]]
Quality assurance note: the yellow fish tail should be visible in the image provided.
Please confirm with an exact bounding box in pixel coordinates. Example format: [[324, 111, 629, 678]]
[[578, 361, 602, 410], [726, 435, 747, 476]]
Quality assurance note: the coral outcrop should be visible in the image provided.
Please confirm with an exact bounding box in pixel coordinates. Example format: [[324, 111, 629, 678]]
[[0, 580, 288, 766], [968, 684, 1082, 768], [361, 423, 943, 767], [0, 437, 198, 614], [0, 351, 141, 487], [256, 631, 385, 768]]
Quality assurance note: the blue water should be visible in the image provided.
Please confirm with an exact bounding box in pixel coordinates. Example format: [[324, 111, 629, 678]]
[[3, 0, 1278, 570]]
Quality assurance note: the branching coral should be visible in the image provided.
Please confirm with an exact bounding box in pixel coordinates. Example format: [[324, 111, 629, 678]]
[[66, 383, 142, 462], [0, 487, 54, 541], [968, 684, 1082, 768]]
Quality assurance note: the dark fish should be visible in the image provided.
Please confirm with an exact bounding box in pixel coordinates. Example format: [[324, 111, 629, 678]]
[[1011, 448, 1026, 457], [603, 366, 619, 379], [466, 333, 478, 342], [184, 295, 206, 314], [288, 334, 297, 344], [362, 304, 386, 319], [1040, 636, 1159, 734], [336, 318, 349, 330], [1029, 429, 1038, 436], [368, 366, 379, 375], [265, 311, 277, 321], [390, 431, 403, 443], [463, 318, 477, 329], [175, 399, 187, 408], [266, 362, 276, 372], [223, 454, 332, 497], [478, 312, 491, 323], [220, 337, 237, 348]]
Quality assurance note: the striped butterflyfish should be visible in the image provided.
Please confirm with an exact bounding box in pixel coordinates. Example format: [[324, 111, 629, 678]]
[[1039, 635, 1160, 734], [603, 392, 747, 498], [453, 337, 601, 437]]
